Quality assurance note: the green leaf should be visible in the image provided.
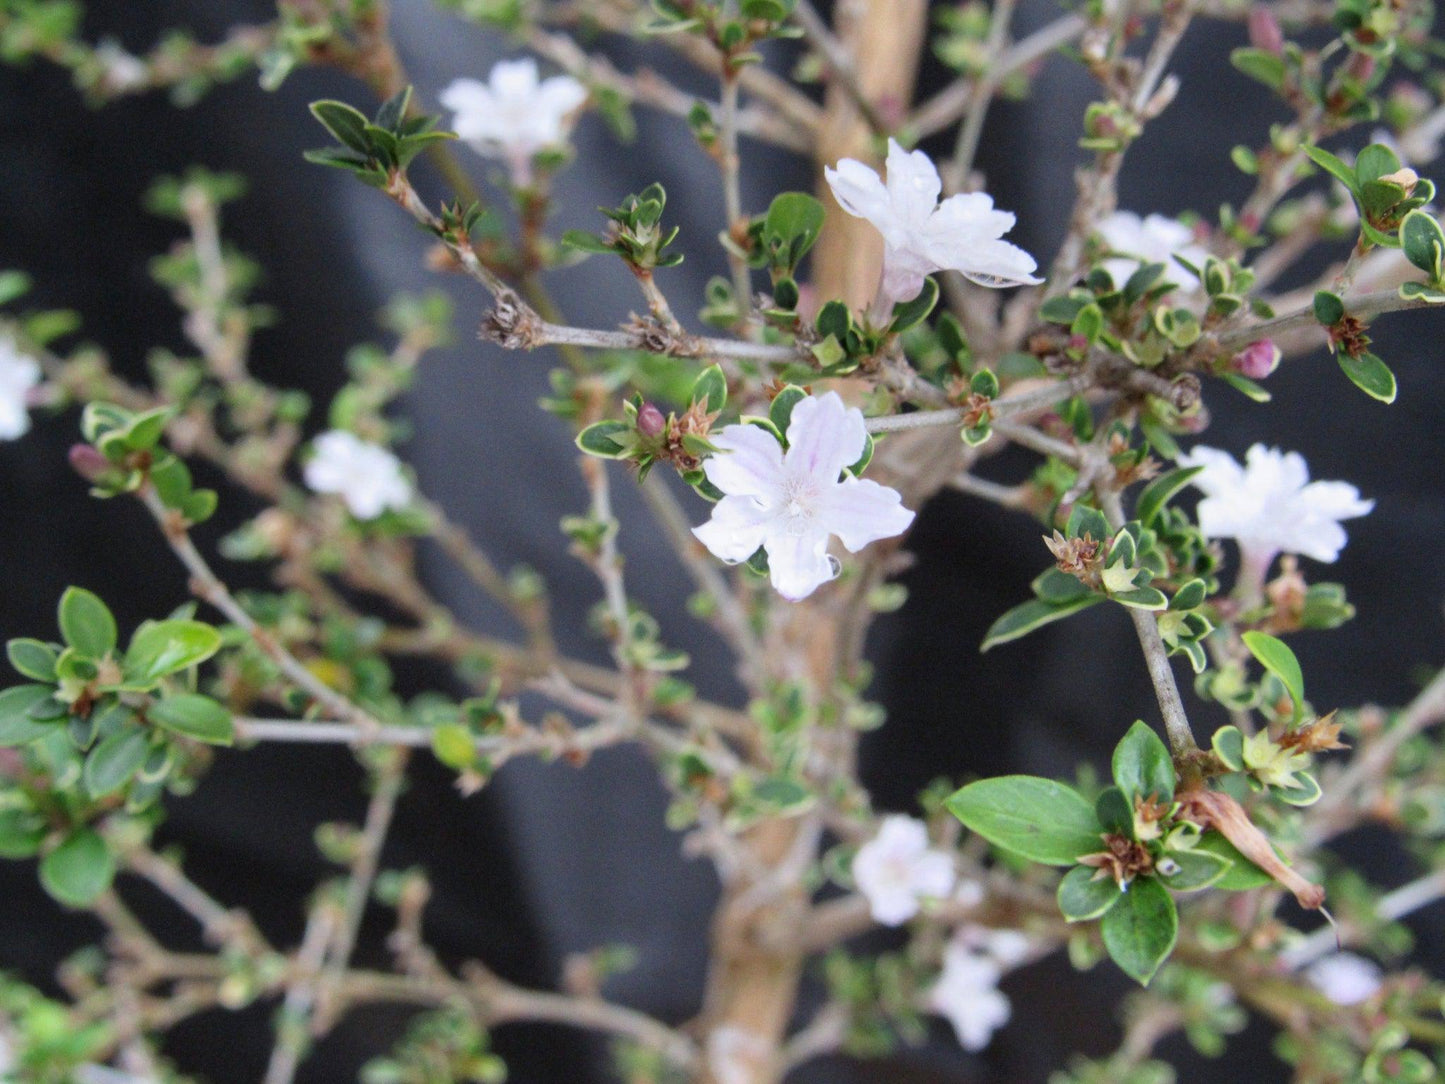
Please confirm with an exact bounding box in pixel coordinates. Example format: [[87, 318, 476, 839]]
[[1312, 290, 1346, 326], [889, 277, 938, 333], [7, 639, 58, 682], [560, 229, 615, 254], [148, 694, 234, 746], [1111, 586, 1169, 610], [762, 192, 824, 268], [1066, 503, 1110, 542], [123, 620, 222, 685], [1031, 566, 1092, 602], [1193, 831, 1274, 889], [83, 725, 149, 797], [1399, 210, 1445, 277], [1229, 47, 1287, 89], [691, 364, 728, 413], [1112, 720, 1176, 803], [1241, 630, 1304, 718], [310, 100, 372, 153], [1302, 145, 1359, 196], [1095, 786, 1134, 836], [431, 722, 477, 770], [1169, 579, 1207, 611], [40, 828, 115, 908], [1219, 372, 1272, 402], [58, 587, 117, 660], [1337, 350, 1397, 403], [575, 421, 634, 458], [1353, 142, 1400, 185], [1158, 848, 1232, 891], [1135, 466, 1203, 527], [945, 775, 1103, 866], [1100, 876, 1177, 985], [0, 809, 45, 859], [1211, 725, 1245, 771], [0, 684, 65, 746], [1399, 281, 1445, 303], [1275, 771, 1323, 806], [768, 385, 807, 439], [1058, 865, 1124, 921], [980, 595, 1102, 651]]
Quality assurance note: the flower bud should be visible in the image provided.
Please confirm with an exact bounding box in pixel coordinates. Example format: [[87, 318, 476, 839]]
[[68, 443, 112, 483], [1247, 7, 1284, 55], [1232, 339, 1280, 379], [637, 401, 666, 438]]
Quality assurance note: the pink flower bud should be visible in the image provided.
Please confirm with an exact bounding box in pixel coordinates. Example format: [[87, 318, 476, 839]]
[[1232, 339, 1280, 380], [1248, 7, 1284, 55], [637, 402, 666, 438], [68, 443, 112, 482]]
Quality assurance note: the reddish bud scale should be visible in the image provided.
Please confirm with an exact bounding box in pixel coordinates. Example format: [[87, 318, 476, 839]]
[[68, 443, 112, 482]]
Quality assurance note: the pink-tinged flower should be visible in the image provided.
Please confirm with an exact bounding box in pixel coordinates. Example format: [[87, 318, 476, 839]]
[[440, 58, 587, 186], [1095, 211, 1209, 289], [303, 430, 413, 521], [1305, 953, 1382, 1005], [929, 940, 1012, 1052], [1248, 7, 1285, 54], [691, 392, 915, 601], [1232, 339, 1280, 379], [852, 815, 957, 926], [0, 339, 40, 440], [824, 139, 1040, 319]]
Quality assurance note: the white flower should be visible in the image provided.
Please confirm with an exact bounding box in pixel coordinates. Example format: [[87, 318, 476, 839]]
[[957, 924, 1033, 968], [0, 339, 40, 440], [1178, 444, 1373, 571], [93, 41, 149, 93], [1305, 952, 1383, 1005], [705, 1027, 766, 1084], [853, 815, 957, 926], [440, 58, 587, 185], [303, 430, 413, 521], [929, 941, 1011, 1052], [691, 392, 915, 601], [1095, 211, 1209, 289], [824, 139, 1040, 318]]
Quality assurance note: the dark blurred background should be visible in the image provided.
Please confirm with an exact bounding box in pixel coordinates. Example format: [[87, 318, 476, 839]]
[[1, 0, 1442, 1080]]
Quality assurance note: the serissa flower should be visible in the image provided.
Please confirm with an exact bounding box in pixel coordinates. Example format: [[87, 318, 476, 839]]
[[303, 430, 413, 521], [824, 139, 1040, 319], [440, 58, 587, 186], [0, 339, 40, 440], [852, 815, 956, 926], [691, 392, 914, 601], [1095, 210, 1209, 289], [929, 940, 1012, 1052], [1178, 444, 1373, 572]]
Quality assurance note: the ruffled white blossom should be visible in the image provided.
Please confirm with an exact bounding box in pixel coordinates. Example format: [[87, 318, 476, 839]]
[[852, 815, 957, 926], [1095, 211, 1209, 290], [440, 58, 587, 186], [303, 430, 413, 521], [1305, 952, 1383, 1005], [0, 339, 40, 440], [929, 940, 1012, 1052], [692, 392, 915, 601], [1178, 444, 1373, 592], [825, 139, 1040, 318]]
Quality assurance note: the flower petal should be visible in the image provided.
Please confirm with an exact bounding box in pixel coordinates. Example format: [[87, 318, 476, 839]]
[[883, 138, 942, 228], [763, 529, 837, 601], [784, 392, 866, 483], [825, 158, 894, 228], [817, 477, 915, 552], [702, 423, 785, 501], [692, 495, 775, 565]]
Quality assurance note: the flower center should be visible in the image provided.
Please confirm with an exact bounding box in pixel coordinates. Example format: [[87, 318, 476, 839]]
[[777, 476, 818, 535]]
